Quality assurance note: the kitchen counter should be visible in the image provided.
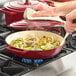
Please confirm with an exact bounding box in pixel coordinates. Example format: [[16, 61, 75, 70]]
[[22, 51, 76, 76]]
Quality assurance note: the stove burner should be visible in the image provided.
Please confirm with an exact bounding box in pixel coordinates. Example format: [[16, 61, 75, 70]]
[[1, 65, 25, 76], [11, 54, 44, 64], [21, 58, 43, 64], [0, 54, 30, 76]]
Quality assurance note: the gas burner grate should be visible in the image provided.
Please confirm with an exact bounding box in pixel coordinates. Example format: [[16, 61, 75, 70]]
[[0, 54, 34, 76]]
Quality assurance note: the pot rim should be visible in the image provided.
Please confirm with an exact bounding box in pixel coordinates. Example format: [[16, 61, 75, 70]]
[[5, 30, 64, 52], [3, 0, 54, 12]]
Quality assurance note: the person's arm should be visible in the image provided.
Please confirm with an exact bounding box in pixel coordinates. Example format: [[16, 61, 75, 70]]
[[64, 9, 76, 34], [55, 2, 76, 16], [32, 2, 76, 17]]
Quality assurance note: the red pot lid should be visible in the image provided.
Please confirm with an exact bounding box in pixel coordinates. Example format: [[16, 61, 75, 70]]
[[8, 19, 64, 30], [4, 0, 40, 12]]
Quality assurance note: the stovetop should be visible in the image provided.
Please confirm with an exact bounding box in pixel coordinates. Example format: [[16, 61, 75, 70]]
[[0, 25, 76, 76]]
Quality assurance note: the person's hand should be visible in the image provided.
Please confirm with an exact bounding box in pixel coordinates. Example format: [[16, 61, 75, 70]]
[[32, 3, 62, 17], [64, 9, 76, 34], [32, 2, 76, 17]]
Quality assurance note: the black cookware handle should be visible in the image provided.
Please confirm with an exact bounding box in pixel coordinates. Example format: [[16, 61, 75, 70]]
[[60, 16, 76, 23]]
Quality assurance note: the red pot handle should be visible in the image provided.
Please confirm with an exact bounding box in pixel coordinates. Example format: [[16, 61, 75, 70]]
[[6, 46, 26, 54], [0, 8, 17, 15], [45, 28, 61, 35]]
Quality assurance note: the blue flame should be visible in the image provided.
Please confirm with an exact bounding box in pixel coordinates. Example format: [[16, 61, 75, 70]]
[[21, 58, 43, 64]]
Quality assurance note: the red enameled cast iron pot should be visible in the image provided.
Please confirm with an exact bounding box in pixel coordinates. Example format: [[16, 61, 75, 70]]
[[6, 28, 64, 59], [0, 0, 64, 31], [0, 0, 54, 26]]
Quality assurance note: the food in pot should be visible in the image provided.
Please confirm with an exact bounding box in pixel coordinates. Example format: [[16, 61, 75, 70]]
[[10, 36, 60, 51]]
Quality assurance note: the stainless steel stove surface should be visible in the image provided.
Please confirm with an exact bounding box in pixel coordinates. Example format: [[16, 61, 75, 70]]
[[0, 25, 76, 76]]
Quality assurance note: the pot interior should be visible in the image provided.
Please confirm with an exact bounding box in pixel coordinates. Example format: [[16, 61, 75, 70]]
[[6, 30, 63, 45]]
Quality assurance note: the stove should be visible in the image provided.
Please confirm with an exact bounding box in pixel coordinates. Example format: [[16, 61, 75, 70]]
[[0, 25, 76, 76]]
